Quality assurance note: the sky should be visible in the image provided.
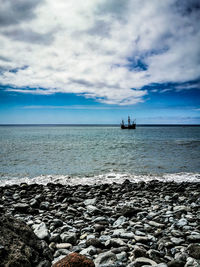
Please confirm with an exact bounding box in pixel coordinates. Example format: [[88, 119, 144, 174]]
[[0, 0, 200, 124]]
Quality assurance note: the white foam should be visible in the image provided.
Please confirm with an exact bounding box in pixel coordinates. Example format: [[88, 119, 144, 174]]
[[0, 172, 199, 186]]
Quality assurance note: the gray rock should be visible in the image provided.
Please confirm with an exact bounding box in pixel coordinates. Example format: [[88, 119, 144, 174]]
[[131, 257, 157, 266], [176, 218, 188, 228], [87, 205, 101, 215], [113, 216, 126, 227], [148, 221, 165, 228], [80, 245, 97, 256], [60, 232, 77, 245], [34, 222, 50, 240], [55, 243, 72, 249], [170, 237, 185, 245], [133, 245, 147, 258], [105, 238, 127, 248], [116, 251, 127, 262], [84, 198, 97, 205], [40, 201, 50, 210], [187, 234, 200, 242], [184, 257, 200, 267], [94, 251, 117, 266], [173, 206, 188, 212]]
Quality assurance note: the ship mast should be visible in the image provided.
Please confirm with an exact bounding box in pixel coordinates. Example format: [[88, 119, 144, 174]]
[[128, 116, 131, 127]]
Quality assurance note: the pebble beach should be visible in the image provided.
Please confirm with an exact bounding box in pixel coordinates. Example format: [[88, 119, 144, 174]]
[[1, 179, 200, 266]]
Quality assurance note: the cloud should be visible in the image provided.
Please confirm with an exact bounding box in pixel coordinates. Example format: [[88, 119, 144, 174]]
[[0, 0, 42, 26], [0, 0, 199, 105]]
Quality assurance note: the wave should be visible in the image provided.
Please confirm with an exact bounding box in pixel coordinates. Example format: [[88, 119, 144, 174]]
[[0, 172, 200, 186]]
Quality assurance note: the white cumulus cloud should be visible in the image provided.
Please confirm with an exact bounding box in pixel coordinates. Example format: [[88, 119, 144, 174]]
[[0, 0, 199, 105]]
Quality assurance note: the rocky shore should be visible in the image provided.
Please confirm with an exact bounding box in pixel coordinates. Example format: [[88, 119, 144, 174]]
[[0, 180, 200, 266]]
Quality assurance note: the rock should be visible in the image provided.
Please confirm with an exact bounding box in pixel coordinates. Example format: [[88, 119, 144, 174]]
[[40, 201, 50, 210], [80, 246, 97, 256], [13, 203, 29, 212], [120, 206, 141, 217], [168, 259, 186, 267], [184, 257, 200, 267], [105, 238, 127, 248], [0, 215, 52, 266], [94, 251, 117, 266], [60, 232, 77, 245], [94, 224, 105, 232], [113, 216, 126, 227], [52, 252, 95, 267], [173, 206, 188, 212], [170, 237, 185, 245], [84, 198, 97, 206], [87, 205, 101, 215], [34, 222, 50, 240], [56, 243, 72, 250], [131, 257, 157, 266], [134, 234, 149, 243], [133, 245, 147, 258], [116, 251, 127, 262], [176, 218, 188, 228], [187, 244, 200, 259], [186, 234, 200, 242], [148, 221, 165, 228], [86, 238, 104, 248]]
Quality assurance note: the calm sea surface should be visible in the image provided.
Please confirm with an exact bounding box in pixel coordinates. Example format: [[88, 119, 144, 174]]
[[0, 126, 200, 185]]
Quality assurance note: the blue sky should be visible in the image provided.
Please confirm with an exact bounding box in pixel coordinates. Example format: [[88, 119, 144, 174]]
[[0, 0, 200, 124]]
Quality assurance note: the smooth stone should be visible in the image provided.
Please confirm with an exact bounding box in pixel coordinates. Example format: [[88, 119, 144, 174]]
[[99, 235, 111, 243], [80, 245, 96, 256], [173, 206, 188, 212], [87, 205, 101, 215], [54, 249, 70, 257], [148, 221, 165, 228], [170, 237, 185, 245], [116, 251, 127, 262], [33, 222, 50, 240], [94, 251, 117, 266], [86, 238, 104, 248], [131, 257, 157, 266], [60, 232, 77, 245], [184, 257, 200, 267], [113, 216, 126, 227], [56, 243, 72, 249], [84, 198, 97, 206], [187, 234, 200, 242], [133, 245, 147, 258], [134, 235, 149, 243], [105, 238, 127, 248], [120, 232, 135, 239], [176, 218, 188, 228], [40, 201, 50, 210]]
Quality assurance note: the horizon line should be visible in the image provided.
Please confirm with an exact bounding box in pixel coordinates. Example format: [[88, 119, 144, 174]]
[[0, 124, 200, 127]]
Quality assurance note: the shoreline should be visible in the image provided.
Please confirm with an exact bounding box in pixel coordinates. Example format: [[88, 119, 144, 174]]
[[1, 172, 200, 187], [0, 180, 200, 266]]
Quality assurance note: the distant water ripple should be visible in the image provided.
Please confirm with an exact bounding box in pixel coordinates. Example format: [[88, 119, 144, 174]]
[[0, 126, 200, 184]]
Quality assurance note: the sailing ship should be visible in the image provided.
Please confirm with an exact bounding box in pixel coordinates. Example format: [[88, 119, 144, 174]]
[[121, 116, 136, 129]]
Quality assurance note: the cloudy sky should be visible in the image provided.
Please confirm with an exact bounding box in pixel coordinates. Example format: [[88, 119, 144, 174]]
[[0, 0, 200, 124]]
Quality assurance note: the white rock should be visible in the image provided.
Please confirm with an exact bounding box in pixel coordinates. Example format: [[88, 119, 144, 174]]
[[84, 198, 97, 205], [33, 222, 50, 240]]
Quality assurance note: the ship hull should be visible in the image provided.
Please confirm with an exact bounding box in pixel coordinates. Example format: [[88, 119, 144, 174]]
[[121, 124, 136, 129]]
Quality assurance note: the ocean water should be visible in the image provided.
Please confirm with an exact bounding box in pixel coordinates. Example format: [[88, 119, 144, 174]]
[[0, 125, 200, 185]]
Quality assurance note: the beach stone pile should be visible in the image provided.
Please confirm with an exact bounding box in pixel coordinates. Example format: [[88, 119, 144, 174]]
[[0, 180, 200, 266]]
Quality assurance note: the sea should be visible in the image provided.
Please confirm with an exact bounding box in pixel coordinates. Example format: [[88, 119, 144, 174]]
[[0, 125, 200, 186]]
